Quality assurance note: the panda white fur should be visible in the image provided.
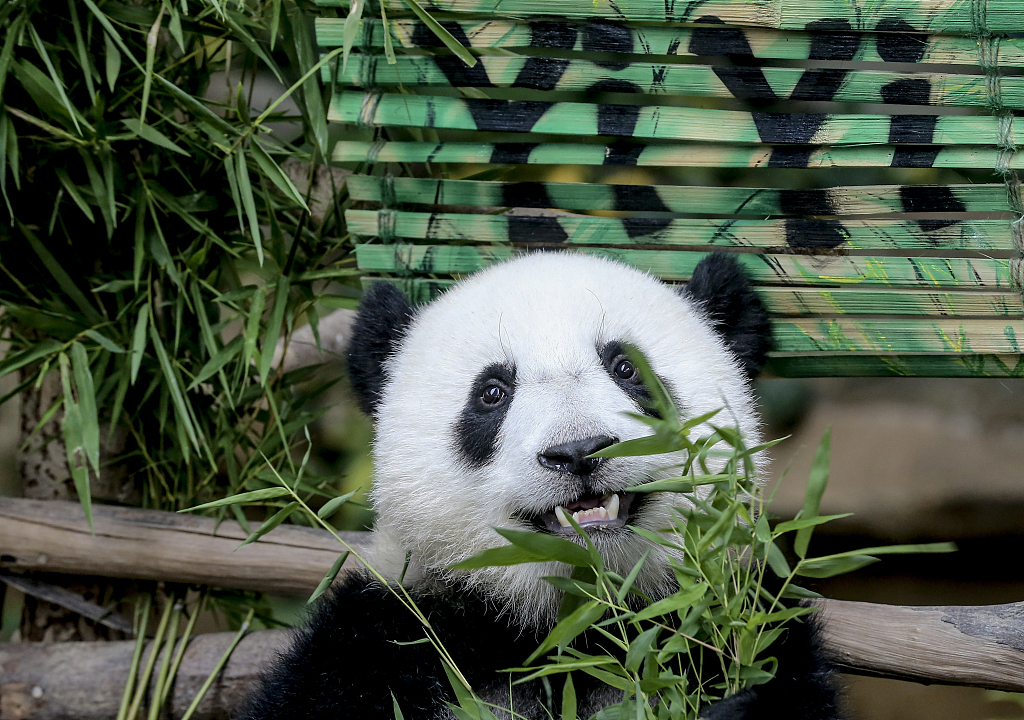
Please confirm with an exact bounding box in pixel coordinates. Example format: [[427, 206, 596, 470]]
[[240, 253, 841, 720]]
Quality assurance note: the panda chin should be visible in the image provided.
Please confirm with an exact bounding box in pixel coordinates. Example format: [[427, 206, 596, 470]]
[[530, 491, 641, 536]]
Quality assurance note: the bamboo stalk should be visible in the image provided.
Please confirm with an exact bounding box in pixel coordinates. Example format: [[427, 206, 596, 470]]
[[331, 141, 1024, 170], [345, 209, 1015, 251], [346, 177, 1012, 215], [333, 56, 1024, 110], [766, 353, 1024, 377], [353, 245, 1017, 289], [313, 0, 1024, 35], [773, 318, 1024, 355], [366, 277, 1024, 318], [329, 91, 1005, 145], [317, 18, 1024, 68]]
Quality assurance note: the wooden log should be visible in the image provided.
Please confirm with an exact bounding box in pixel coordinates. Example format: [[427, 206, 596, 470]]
[[815, 599, 1024, 691], [0, 627, 290, 720], [0, 498, 367, 597], [1, 601, 1023, 720]]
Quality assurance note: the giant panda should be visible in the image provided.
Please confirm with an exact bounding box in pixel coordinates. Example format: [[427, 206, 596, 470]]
[[240, 252, 841, 720]]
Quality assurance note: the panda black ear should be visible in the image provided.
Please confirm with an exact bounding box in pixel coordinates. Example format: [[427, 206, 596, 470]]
[[682, 254, 772, 379], [345, 282, 415, 417]]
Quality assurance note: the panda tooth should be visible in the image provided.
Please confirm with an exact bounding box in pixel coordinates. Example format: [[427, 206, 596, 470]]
[[554, 506, 571, 527], [606, 494, 620, 519]]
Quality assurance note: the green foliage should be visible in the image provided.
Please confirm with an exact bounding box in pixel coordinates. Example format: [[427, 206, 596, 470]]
[[450, 345, 956, 720], [0, 0, 358, 513]]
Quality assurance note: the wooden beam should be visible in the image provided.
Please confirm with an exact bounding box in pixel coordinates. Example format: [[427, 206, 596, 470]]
[[2, 600, 1023, 720], [0, 627, 290, 720], [816, 599, 1024, 691], [0, 498, 367, 596]]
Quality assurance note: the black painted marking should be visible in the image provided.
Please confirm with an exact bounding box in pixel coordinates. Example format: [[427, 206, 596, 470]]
[[511, 25, 577, 91], [880, 78, 932, 107], [581, 22, 634, 70], [778, 188, 838, 216], [784, 218, 850, 250], [412, 21, 569, 134], [611, 185, 672, 238], [604, 141, 645, 166], [530, 21, 579, 51], [502, 213, 569, 244], [899, 185, 966, 232], [875, 18, 929, 63], [689, 17, 860, 167], [501, 183, 569, 244], [455, 363, 516, 466], [489, 143, 539, 165], [875, 19, 940, 168]]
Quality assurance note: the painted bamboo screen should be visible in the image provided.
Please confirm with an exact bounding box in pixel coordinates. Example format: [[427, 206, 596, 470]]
[[315, 0, 1024, 377]]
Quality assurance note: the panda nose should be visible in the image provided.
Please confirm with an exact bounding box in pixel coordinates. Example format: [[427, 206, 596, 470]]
[[538, 435, 618, 475]]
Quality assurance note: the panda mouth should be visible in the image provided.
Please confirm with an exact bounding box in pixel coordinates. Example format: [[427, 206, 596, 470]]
[[532, 492, 639, 534]]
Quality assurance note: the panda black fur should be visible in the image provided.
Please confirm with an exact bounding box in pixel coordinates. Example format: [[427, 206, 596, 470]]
[[240, 253, 841, 720]]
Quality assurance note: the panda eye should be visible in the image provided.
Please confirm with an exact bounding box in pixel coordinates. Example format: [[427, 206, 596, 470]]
[[480, 382, 508, 406], [613, 358, 639, 382]]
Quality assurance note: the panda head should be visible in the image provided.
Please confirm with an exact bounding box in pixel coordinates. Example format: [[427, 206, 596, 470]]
[[346, 253, 771, 626]]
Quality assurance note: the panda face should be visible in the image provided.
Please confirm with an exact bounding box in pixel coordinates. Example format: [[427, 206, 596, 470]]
[[348, 253, 769, 626]]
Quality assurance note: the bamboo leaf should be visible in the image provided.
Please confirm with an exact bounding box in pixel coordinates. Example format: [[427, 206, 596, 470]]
[[341, 0, 364, 74], [560, 673, 576, 720], [104, 30, 121, 91], [317, 489, 357, 518], [84, 330, 125, 354], [251, 141, 309, 210], [0, 11, 28, 101], [148, 323, 201, 452], [21, 221, 101, 323], [27, 23, 83, 134], [308, 551, 350, 603], [397, 0, 477, 67], [243, 286, 266, 369], [0, 339, 62, 379], [180, 487, 293, 512], [234, 149, 263, 264], [259, 275, 291, 382], [130, 304, 149, 384], [122, 118, 189, 155], [58, 352, 93, 531], [237, 502, 299, 548], [67, 0, 96, 104], [140, 5, 165, 126], [55, 167, 95, 222], [189, 334, 243, 390], [794, 428, 831, 559], [70, 342, 100, 474]]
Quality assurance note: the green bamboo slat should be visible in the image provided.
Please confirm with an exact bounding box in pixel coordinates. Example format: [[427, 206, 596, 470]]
[[333, 141, 1024, 169], [774, 318, 1024, 354], [318, 19, 1024, 68], [315, 0, 1024, 35], [355, 244, 1016, 288], [366, 276, 1024, 317], [758, 287, 1023, 318], [345, 209, 1014, 251], [766, 354, 1024, 378], [347, 177, 1011, 215], [335, 56, 1024, 111], [331, 91, 1005, 145]]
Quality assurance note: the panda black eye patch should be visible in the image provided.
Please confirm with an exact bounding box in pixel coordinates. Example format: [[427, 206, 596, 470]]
[[455, 363, 516, 466], [600, 341, 659, 418]]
